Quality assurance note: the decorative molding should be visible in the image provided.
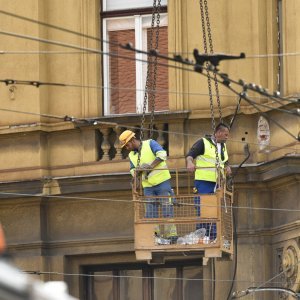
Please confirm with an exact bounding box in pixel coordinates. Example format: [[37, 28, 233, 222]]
[[281, 239, 300, 293], [7, 236, 134, 256], [238, 221, 300, 242]]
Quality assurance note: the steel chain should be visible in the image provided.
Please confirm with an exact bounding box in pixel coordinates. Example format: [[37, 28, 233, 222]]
[[149, 0, 161, 138], [199, 0, 221, 173], [137, 0, 160, 167], [204, 0, 222, 123]]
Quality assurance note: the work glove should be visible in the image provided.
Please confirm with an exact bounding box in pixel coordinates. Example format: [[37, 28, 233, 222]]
[[139, 163, 152, 170]]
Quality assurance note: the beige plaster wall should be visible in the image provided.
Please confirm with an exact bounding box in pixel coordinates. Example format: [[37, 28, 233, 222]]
[[0, 0, 101, 127]]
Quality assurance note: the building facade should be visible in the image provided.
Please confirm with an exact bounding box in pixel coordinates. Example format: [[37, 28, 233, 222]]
[[0, 0, 299, 299]]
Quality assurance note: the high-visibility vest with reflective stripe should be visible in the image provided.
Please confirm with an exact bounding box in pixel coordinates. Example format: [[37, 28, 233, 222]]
[[195, 138, 228, 182], [129, 140, 171, 187]]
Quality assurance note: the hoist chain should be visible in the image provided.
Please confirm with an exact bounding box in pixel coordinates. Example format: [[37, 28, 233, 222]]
[[199, 0, 221, 172], [199, 0, 216, 133], [149, 0, 161, 139], [137, 0, 161, 168], [203, 0, 222, 123]]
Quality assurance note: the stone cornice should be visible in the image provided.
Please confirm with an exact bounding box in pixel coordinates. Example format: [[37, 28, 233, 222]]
[[234, 155, 300, 185], [0, 156, 298, 195], [237, 220, 300, 243], [7, 236, 134, 256]]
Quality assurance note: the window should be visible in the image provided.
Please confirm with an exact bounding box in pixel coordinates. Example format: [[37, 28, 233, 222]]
[[102, 0, 167, 12], [102, 1, 169, 115], [84, 261, 203, 300]]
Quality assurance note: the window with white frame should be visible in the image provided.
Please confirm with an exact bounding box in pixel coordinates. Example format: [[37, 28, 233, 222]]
[[102, 1, 168, 115]]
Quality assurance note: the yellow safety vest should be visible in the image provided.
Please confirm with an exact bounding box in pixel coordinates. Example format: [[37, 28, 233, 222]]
[[195, 138, 228, 182], [129, 140, 171, 188]]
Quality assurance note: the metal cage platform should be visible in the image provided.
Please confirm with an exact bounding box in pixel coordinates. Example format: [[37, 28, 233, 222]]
[[132, 168, 234, 262]]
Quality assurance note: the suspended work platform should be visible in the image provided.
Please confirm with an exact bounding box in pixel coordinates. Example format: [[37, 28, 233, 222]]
[[132, 168, 234, 263]]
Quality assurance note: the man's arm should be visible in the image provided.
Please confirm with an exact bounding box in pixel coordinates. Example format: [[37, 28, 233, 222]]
[[186, 155, 196, 172], [129, 160, 136, 176], [186, 138, 205, 172], [139, 140, 167, 170]]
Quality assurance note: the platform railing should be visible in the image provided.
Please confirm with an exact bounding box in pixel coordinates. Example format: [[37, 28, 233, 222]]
[[132, 167, 234, 262]]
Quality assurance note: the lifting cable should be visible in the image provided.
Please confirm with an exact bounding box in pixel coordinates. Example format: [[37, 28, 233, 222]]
[[198, 2, 220, 300], [137, 0, 161, 167], [199, 0, 222, 185]]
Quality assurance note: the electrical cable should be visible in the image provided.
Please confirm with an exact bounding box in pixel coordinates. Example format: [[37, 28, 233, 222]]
[[169, 50, 300, 59], [21, 270, 300, 285], [2, 8, 300, 62], [232, 287, 300, 299], [1, 191, 300, 213], [0, 106, 298, 153], [0, 12, 298, 172], [232, 259, 300, 299], [1, 22, 297, 151], [1, 10, 299, 293], [0, 30, 298, 115], [0, 9, 116, 47], [5, 26, 290, 114], [226, 208, 238, 300], [1, 74, 296, 102], [222, 87, 299, 141], [0, 10, 299, 110], [1, 76, 298, 115], [1, 28, 299, 110], [226, 144, 251, 300], [121, 42, 299, 105]]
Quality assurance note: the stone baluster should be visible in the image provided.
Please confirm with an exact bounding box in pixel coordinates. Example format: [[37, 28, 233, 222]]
[[100, 127, 110, 160], [114, 127, 123, 160], [156, 123, 166, 148]]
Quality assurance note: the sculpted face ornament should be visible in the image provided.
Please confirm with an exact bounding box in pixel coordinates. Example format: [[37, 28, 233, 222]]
[[257, 116, 270, 151]]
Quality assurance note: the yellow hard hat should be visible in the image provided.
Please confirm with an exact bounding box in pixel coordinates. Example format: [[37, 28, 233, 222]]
[[119, 130, 136, 148]]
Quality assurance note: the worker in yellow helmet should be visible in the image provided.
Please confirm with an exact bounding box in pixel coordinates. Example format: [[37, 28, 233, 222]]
[[119, 130, 177, 243], [186, 123, 232, 240]]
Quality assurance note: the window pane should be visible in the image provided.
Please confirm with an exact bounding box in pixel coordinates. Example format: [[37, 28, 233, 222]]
[[104, 0, 167, 12], [183, 266, 203, 300], [109, 29, 136, 114], [153, 268, 177, 300], [119, 269, 143, 300], [93, 271, 113, 300], [104, 15, 168, 115]]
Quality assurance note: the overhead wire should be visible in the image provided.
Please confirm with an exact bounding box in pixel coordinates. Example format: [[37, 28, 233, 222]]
[[0, 0, 297, 243], [0, 106, 298, 153], [119, 43, 299, 107], [1, 191, 300, 213], [122, 42, 300, 141], [1, 26, 299, 111], [0, 13, 298, 152], [0, 9, 298, 107], [0, 9, 298, 129], [169, 51, 300, 59], [21, 270, 299, 285], [0, 10, 299, 293], [0, 29, 298, 117], [232, 259, 300, 299], [0, 9, 116, 47], [1, 9, 300, 61], [0, 74, 297, 102], [224, 87, 299, 141]]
